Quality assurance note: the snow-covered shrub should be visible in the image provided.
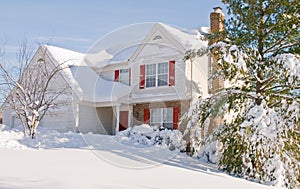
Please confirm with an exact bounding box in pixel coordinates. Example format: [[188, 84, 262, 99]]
[[218, 101, 300, 188], [116, 124, 186, 152], [183, 46, 300, 188], [197, 135, 223, 164]]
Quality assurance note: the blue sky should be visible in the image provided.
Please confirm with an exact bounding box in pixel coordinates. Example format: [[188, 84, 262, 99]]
[[0, 0, 226, 57]]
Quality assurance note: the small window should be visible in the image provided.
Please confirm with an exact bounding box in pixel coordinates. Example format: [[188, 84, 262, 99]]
[[150, 108, 173, 129], [119, 69, 130, 85], [145, 62, 169, 88], [157, 62, 168, 86], [146, 64, 156, 88]]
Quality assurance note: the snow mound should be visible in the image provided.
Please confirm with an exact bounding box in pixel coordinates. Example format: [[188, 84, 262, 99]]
[[0, 125, 89, 150], [131, 124, 153, 133], [116, 124, 186, 151]]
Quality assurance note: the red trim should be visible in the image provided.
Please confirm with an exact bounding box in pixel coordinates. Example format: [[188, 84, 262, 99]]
[[114, 70, 119, 82], [169, 60, 175, 86], [173, 107, 179, 130], [140, 65, 145, 89], [144, 108, 150, 124]]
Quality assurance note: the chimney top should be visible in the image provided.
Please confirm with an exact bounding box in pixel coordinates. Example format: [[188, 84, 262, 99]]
[[213, 7, 223, 13]]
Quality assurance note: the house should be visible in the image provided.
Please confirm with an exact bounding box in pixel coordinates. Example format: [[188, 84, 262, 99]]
[[2, 8, 224, 135]]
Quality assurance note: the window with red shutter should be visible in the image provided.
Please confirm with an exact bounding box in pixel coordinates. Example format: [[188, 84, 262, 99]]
[[169, 60, 175, 86], [140, 65, 145, 89], [114, 70, 119, 82], [173, 107, 179, 130]]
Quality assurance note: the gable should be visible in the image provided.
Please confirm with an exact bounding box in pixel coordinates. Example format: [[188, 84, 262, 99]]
[[129, 24, 188, 62]]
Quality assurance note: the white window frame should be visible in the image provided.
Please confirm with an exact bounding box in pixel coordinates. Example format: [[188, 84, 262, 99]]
[[150, 107, 173, 129], [146, 62, 169, 88], [119, 68, 130, 85]]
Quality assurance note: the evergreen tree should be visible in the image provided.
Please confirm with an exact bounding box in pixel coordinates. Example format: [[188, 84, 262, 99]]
[[184, 0, 300, 187]]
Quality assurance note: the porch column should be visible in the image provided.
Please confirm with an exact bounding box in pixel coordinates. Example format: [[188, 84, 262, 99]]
[[128, 106, 132, 128], [115, 105, 120, 134], [75, 103, 80, 133]]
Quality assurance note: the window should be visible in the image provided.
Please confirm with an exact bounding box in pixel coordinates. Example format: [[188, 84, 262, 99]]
[[158, 62, 168, 86], [150, 108, 173, 129], [146, 62, 168, 88], [146, 64, 156, 88], [119, 69, 130, 85]]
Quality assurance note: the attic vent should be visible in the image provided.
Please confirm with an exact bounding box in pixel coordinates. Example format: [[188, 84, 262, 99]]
[[153, 35, 162, 41], [37, 58, 45, 63]]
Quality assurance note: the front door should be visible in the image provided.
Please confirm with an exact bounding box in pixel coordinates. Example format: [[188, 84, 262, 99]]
[[119, 111, 129, 131]]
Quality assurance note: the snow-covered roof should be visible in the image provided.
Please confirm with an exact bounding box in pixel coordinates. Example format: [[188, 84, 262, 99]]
[[44, 45, 130, 105], [69, 65, 130, 103], [44, 45, 85, 66], [84, 22, 207, 67], [158, 23, 207, 49]]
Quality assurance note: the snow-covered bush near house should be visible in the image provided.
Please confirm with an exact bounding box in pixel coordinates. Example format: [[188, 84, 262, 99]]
[[116, 124, 186, 152], [197, 135, 223, 164], [184, 40, 300, 188], [219, 100, 300, 187], [184, 95, 300, 188]]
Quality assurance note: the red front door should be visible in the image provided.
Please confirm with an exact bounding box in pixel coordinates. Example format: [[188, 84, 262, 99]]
[[119, 111, 129, 131]]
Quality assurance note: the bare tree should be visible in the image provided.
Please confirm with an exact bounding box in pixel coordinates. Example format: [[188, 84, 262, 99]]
[[0, 40, 70, 138]]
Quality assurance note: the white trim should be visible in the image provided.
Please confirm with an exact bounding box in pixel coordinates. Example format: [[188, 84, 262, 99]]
[[115, 105, 120, 134]]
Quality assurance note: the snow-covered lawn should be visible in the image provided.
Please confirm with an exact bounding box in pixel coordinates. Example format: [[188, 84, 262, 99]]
[[0, 125, 273, 189]]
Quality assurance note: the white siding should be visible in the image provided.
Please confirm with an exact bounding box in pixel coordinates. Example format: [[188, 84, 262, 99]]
[[39, 104, 76, 132], [78, 104, 100, 134], [185, 55, 209, 103], [2, 107, 22, 128]]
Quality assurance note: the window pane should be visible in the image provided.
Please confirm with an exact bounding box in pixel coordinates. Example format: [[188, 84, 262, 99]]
[[146, 76, 156, 88], [146, 64, 156, 75], [151, 108, 161, 123], [158, 62, 168, 74], [120, 69, 128, 74], [150, 108, 174, 129], [158, 74, 168, 86], [163, 108, 173, 122], [119, 69, 129, 85]]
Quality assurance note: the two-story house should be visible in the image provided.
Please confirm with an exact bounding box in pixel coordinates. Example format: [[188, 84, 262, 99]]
[[2, 8, 224, 135]]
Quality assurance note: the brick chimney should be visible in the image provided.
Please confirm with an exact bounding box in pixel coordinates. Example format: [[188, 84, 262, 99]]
[[208, 7, 225, 134], [209, 7, 225, 94], [210, 7, 225, 34]]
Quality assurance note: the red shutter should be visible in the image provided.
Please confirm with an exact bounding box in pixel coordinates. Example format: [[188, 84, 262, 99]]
[[173, 107, 179, 130], [128, 68, 131, 86], [169, 60, 175, 86], [144, 108, 150, 124], [140, 65, 145, 89], [114, 70, 119, 82]]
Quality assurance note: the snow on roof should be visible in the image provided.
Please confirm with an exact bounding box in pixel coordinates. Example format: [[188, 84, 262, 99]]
[[84, 22, 207, 67], [158, 23, 207, 49], [44, 45, 130, 104], [69, 65, 130, 103], [44, 45, 85, 66], [85, 23, 155, 67]]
